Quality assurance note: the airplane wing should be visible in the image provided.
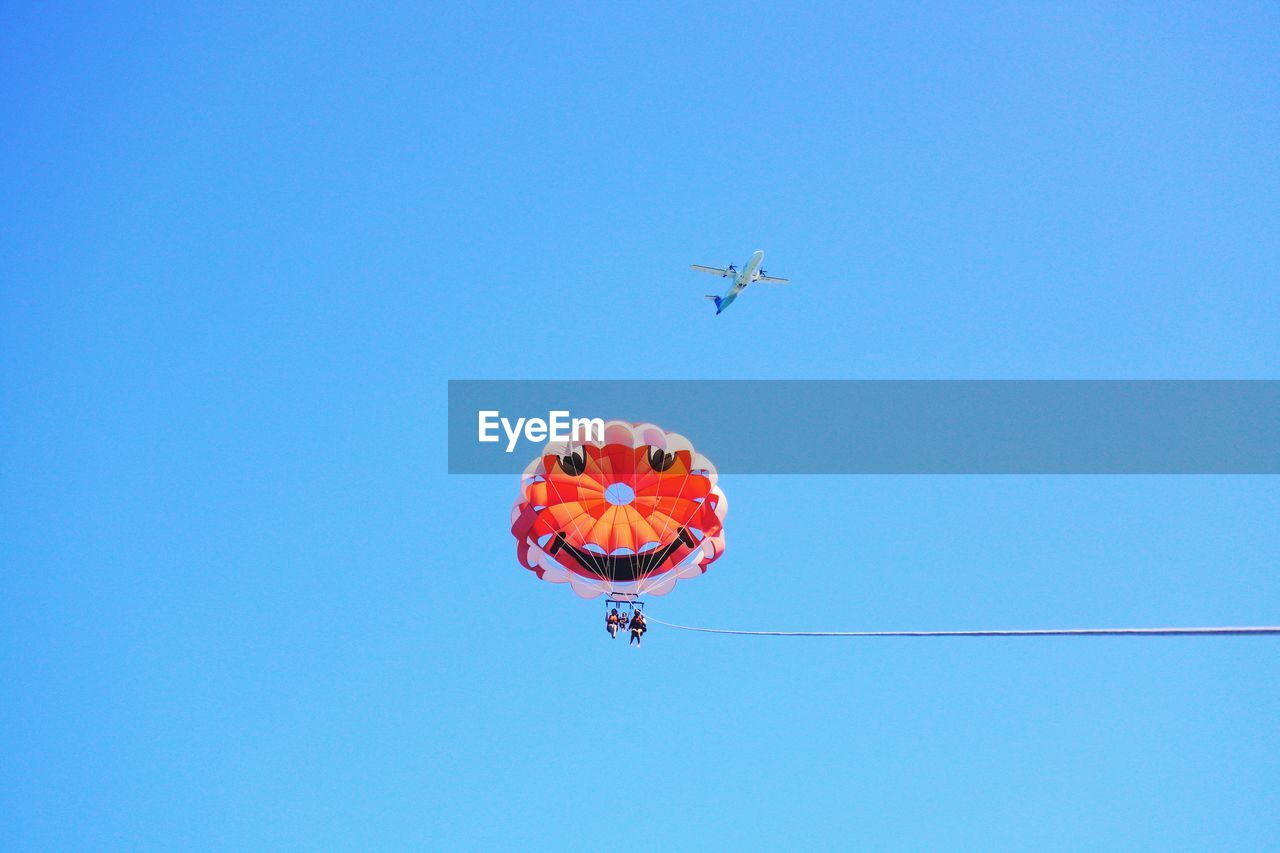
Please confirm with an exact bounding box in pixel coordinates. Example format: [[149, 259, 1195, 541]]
[[757, 275, 790, 284], [691, 264, 731, 277]]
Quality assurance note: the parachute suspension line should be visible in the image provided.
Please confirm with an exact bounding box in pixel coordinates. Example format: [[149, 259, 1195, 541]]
[[598, 436, 617, 592], [540, 444, 589, 582], [638, 442, 697, 598], [552, 438, 608, 592], [644, 616, 1280, 638], [597, 437, 613, 593]]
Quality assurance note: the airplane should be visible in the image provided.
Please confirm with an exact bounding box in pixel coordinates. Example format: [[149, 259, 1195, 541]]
[[690, 249, 789, 314]]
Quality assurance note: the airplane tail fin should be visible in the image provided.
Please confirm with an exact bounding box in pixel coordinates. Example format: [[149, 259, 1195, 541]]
[[704, 295, 722, 310]]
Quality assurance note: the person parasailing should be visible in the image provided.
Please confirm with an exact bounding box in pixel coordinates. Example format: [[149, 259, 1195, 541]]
[[629, 610, 647, 647]]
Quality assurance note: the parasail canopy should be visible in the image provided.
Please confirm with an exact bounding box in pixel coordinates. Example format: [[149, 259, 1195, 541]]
[[510, 420, 727, 599]]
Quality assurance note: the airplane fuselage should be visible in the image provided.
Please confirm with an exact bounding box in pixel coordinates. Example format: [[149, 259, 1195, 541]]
[[714, 250, 765, 314]]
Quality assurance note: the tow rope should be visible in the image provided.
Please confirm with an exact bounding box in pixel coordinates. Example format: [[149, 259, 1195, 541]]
[[645, 616, 1280, 638]]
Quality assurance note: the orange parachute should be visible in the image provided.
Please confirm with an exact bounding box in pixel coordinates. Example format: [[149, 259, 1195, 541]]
[[510, 421, 727, 598]]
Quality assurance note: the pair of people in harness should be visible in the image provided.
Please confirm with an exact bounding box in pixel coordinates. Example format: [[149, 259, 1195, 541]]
[[606, 608, 647, 646]]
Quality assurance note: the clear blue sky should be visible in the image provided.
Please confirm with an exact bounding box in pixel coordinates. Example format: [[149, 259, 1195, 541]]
[[3, 3, 1278, 849]]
